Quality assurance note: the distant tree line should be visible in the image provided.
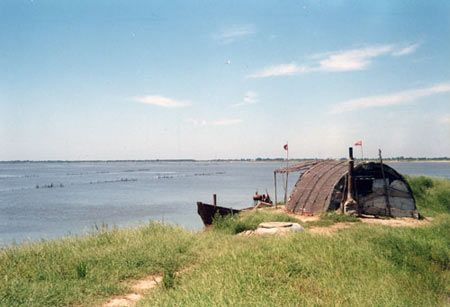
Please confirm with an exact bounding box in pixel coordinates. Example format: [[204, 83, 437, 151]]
[[1, 157, 449, 163]]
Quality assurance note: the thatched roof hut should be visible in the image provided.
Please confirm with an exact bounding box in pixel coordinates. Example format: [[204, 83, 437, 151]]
[[275, 159, 418, 218]]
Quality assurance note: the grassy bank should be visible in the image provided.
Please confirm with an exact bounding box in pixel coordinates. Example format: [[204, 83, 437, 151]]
[[1, 176, 449, 306], [0, 224, 195, 306], [143, 216, 450, 306]]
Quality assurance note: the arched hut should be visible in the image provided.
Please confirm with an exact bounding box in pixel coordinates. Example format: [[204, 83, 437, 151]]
[[274, 158, 418, 218]]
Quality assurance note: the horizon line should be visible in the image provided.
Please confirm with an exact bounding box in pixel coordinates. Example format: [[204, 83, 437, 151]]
[[1, 157, 449, 163]]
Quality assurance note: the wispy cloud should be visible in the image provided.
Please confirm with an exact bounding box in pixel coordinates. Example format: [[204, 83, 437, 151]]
[[330, 82, 450, 113], [317, 45, 394, 72], [392, 43, 421, 56], [233, 91, 259, 107], [248, 43, 420, 78], [134, 95, 190, 108], [214, 24, 256, 44], [247, 63, 310, 78], [186, 118, 242, 126]]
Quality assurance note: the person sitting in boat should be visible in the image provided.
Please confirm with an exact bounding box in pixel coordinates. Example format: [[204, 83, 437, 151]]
[[253, 191, 262, 205], [261, 194, 267, 202], [265, 193, 273, 204]]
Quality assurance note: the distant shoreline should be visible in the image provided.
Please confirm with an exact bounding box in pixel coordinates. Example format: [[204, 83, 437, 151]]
[[1, 159, 449, 163]]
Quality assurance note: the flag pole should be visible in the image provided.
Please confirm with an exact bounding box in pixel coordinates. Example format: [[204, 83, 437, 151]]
[[361, 144, 364, 160], [284, 142, 289, 204]]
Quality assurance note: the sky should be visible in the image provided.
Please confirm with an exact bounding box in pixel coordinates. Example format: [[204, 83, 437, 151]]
[[1, 0, 449, 160]]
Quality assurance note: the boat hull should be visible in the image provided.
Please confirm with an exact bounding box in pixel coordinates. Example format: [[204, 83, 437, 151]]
[[196, 202, 241, 226]]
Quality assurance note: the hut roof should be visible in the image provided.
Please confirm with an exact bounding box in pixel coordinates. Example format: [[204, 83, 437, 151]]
[[274, 160, 320, 174], [286, 160, 353, 215]]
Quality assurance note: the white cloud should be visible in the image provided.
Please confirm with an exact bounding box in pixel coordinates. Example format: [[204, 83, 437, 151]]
[[186, 118, 242, 126], [392, 43, 421, 56], [248, 43, 419, 78], [247, 63, 309, 78], [330, 82, 450, 113], [233, 91, 259, 107], [317, 45, 393, 72], [214, 24, 256, 44], [134, 95, 190, 108]]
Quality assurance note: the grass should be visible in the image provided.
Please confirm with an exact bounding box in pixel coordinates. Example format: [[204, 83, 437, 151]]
[[142, 218, 450, 306], [304, 211, 360, 228], [1, 176, 449, 306], [212, 210, 302, 234], [407, 175, 450, 216], [0, 223, 195, 306]]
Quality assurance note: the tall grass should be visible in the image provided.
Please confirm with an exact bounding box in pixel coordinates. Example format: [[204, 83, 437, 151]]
[[407, 176, 450, 216], [142, 216, 450, 306], [0, 223, 194, 306]]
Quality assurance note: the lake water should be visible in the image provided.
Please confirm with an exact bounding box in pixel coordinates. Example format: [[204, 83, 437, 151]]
[[1, 161, 449, 245]]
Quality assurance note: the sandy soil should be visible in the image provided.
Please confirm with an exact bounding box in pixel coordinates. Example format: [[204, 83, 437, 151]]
[[307, 217, 431, 236], [360, 217, 432, 227], [308, 222, 353, 235], [102, 275, 162, 307], [271, 206, 320, 222]]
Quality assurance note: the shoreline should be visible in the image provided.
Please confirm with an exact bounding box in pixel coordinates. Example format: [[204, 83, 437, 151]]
[[1, 159, 450, 163]]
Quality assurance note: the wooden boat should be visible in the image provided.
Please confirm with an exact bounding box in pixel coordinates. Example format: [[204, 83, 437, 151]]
[[196, 193, 273, 226], [196, 202, 242, 226]]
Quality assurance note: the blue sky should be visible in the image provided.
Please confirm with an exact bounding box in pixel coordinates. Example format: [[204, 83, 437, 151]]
[[1, 0, 449, 160]]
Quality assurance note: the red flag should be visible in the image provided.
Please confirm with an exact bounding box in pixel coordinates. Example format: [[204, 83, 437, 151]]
[[354, 140, 363, 146], [283, 144, 288, 151]]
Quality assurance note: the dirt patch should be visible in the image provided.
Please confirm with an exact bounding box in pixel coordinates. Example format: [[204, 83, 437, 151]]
[[361, 217, 432, 227], [308, 222, 353, 235], [101, 266, 194, 307], [271, 206, 320, 222], [102, 275, 162, 307], [307, 217, 432, 236]]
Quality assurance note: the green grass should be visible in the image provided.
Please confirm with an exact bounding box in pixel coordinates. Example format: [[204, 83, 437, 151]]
[[1, 176, 450, 306], [141, 217, 450, 306], [304, 211, 360, 228], [0, 223, 195, 306], [212, 210, 302, 234], [407, 175, 450, 216]]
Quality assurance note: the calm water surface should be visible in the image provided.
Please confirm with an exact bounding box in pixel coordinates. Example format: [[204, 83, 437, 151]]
[[0, 161, 449, 245]]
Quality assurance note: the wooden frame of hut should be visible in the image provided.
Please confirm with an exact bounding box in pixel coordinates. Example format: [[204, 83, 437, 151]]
[[274, 150, 418, 218]]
